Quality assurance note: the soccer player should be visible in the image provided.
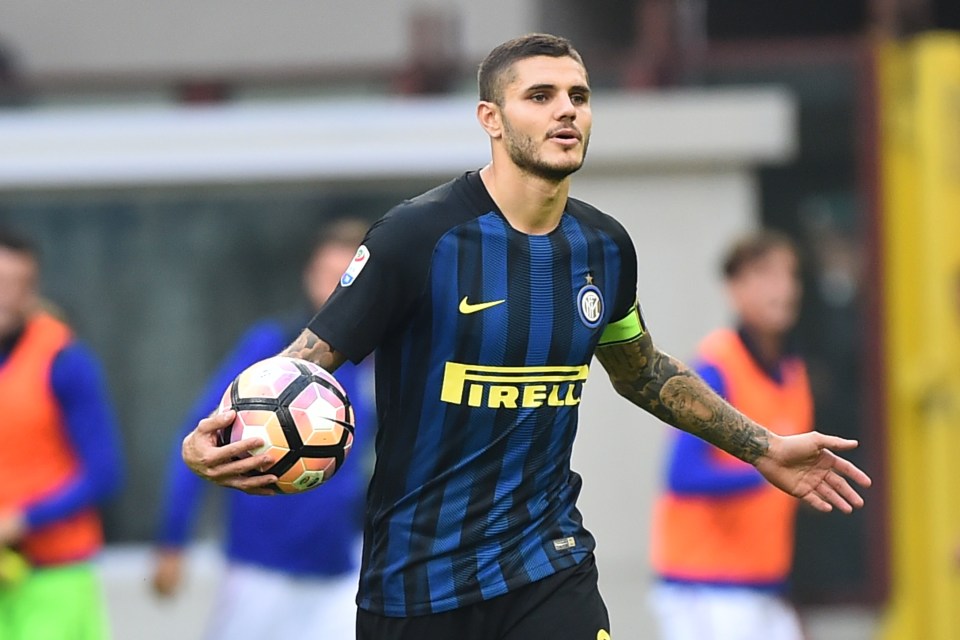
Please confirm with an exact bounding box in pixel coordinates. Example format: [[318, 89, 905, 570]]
[[152, 219, 375, 639], [649, 231, 810, 640], [181, 34, 871, 640], [0, 228, 124, 640]]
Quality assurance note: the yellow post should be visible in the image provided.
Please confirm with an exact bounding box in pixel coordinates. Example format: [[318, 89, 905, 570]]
[[878, 33, 960, 640]]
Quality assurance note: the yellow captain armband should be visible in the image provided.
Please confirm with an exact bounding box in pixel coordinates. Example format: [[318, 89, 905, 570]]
[[598, 303, 646, 346]]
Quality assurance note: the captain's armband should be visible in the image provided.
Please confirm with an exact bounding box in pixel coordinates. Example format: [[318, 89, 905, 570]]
[[598, 303, 646, 346]]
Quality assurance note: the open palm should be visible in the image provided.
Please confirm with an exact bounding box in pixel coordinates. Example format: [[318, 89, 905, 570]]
[[754, 432, 872, 513]]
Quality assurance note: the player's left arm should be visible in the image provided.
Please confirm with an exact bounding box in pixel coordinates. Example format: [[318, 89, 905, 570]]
[[0, 342, 125, 546], [594, 324, 871, 513]]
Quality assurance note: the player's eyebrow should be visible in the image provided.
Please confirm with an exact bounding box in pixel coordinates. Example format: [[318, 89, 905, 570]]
[[523, 83, 592, 96]]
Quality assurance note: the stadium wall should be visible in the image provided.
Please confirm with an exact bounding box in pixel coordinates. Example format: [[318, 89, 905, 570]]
[[0, 0, 533, 78]]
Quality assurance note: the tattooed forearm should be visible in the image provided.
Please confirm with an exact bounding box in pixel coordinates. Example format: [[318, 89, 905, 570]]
[[595, 333, 770, 463], [281, 329, 346, 372]]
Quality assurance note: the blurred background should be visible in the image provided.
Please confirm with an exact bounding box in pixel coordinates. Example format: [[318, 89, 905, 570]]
[[0, 1, 959, 638]]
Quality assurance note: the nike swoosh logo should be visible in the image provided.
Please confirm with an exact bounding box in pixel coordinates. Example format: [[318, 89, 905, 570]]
[[459, 296, 505, 314]]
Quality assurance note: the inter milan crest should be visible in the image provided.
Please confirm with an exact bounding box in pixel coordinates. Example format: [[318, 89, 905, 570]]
[[577, 273, 603, 329]]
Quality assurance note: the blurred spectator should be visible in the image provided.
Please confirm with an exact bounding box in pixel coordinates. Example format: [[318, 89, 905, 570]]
[[649, 231, 811, 640], [393, 8, 461, 94], [152, 218, 375, 639], [0, 227, 125, 639], [623, 0, 686, 87], [0, 40, 28, 106]]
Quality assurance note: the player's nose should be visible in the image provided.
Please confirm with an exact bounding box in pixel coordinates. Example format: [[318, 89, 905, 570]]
[[554, 94, 577, 120]]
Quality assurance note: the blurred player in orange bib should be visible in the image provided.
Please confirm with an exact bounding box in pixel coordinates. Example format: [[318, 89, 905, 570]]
[[0, 228, 124, 640], [650, 231, 810, 640]]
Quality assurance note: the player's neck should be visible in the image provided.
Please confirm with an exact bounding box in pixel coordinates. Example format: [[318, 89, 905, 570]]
[[739, 324, 786, 366], [479, 163, 570, 235]]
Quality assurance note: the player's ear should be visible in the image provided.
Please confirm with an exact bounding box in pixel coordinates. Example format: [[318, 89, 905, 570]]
[[477, 101, 503, 140]]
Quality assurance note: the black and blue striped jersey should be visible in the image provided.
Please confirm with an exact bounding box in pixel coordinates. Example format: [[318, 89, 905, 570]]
[[309, 171, 639, 617]]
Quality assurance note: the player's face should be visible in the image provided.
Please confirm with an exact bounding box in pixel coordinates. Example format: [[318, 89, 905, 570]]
[[0, 248, 37, 338], [303, 244, 358, 310], [497, 55, 592, 181], [728, 246, 801, 336]]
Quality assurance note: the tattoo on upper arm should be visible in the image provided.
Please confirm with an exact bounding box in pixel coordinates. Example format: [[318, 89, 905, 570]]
[[595, 333, 769, 463], [281, 330, 346, 373]]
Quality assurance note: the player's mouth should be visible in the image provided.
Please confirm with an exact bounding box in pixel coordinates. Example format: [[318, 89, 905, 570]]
[[547, 126, 582, 147]]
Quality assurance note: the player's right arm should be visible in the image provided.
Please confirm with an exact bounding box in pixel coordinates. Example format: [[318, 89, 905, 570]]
[[280, 328, 348, 371], [183, 206, 426, 494], [180, 329, 347, 494]]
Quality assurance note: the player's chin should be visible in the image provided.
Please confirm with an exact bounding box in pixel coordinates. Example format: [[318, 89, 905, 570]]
[[558, 160, 585, 178], [542, 155, 585, 179]]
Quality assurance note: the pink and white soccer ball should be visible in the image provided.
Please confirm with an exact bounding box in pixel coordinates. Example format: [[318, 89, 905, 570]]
[[217, 356, 355, 494]]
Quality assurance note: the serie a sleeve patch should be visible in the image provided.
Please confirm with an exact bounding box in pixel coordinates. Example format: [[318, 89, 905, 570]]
[[598, 303, 646, 346]]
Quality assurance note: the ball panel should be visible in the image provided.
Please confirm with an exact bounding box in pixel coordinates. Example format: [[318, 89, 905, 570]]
[[302, 426, 343, 447], [289, 384, 347, 447], [308, 367, 351, 406], [231, 409, 287, 453], [235, 364, 300, 399], [289, 384, 340, 422], [299, 456, 338, 473], [275, 458, 336, 494]]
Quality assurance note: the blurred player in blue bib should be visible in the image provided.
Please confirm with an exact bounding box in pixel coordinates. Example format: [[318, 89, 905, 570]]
[[153, 219, 374, 640]]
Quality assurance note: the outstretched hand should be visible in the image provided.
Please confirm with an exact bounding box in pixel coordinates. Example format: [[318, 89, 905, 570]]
[[181, 410, 278, 495], [755, 432, 872, 513]]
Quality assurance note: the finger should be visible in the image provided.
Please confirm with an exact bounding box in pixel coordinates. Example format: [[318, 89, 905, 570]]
[[217, 437, 268, 461], [814, 479, 853, 514], [223, 474, 278, 495], [195, 410, 236, 434], [184, 435, 265, 473], [825, 471, 865, 510], [203, 453, 273, 481], [828, 454, 872, 488], [803, 489, 833, 513], [814, 433, 859, 452]]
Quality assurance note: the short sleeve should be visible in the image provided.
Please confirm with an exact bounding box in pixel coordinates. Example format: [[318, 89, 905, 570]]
[[597, 220, 647, 346], [308, 209, 428, 363]]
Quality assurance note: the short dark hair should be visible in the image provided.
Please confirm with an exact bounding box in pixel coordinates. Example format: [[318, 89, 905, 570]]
[[722, 230, 798, 279], [478, 33, 586, 105], [0, 226, 38, 259], [312, 218, 368, 255]]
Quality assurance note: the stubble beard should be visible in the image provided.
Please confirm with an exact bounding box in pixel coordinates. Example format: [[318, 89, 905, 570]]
[[502, 117, 589, 183]]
